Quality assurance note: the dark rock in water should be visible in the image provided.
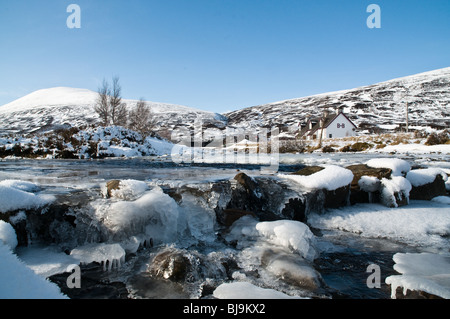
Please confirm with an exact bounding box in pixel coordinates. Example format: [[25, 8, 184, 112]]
[[346, 164, 392, 205], [291, 166, 325, 176], [392, 286, 444, 299], [409, 175, 447, 200], [260, 248, 323, 292], [149, 248, 191, 282], [219, 209, 256, 227], [49, 263, 129, 299]]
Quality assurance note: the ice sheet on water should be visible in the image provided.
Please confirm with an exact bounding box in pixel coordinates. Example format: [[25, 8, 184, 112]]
[[308, 201, 450, 250], [213, 281, 303, 299], [385, 252, 450, 299]]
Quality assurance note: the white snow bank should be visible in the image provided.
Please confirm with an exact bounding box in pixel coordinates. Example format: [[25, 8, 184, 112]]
[[0, 221, 18, 250], [431, 196, 450, 205], [406, 168, 448, 187], [366, 158, 411, 176], [385, 253, 450, 299], [213, 281, 302, 299], [70, 243, 126, 271], [381, 143, 450, 155], [279, 165, 354, 191], [0, 181, 54, 213], [308, 201, 450, 250], [380, 176, 412, 208], [0, 243, 67, 299], [255, 220, 317, 261]]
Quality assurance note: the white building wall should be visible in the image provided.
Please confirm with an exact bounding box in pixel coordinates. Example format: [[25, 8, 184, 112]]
[[322, 114, 356, 139]]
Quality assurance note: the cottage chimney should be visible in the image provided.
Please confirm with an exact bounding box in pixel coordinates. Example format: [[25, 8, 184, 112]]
[[335, 108, 340, 115]]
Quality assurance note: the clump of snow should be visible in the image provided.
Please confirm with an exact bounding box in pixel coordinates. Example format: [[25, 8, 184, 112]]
[[0, 243, 67, 299], [431, 196, 450, 205], [366, 158, 411, 176], [406, 168, 448, 187], [213, 281, 302, 299], [358, 175, 381, 192], [308, 201, 450, 249], [70, 243, 126, 271], [0, 221, 18, 250], [255, 220, 317, 261], [380, 176, 412, 208], [385, 253, 450, 299], [0, 180, 54, 213], [103, 179, 149, 200], [279, 165, 354, 191]]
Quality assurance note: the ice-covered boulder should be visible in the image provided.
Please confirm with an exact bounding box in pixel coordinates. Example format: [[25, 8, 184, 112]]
[[386, 252, 450, 299], [380, 176, 412, 208], [406, 168, 448, 200], [345, 164, 391, 204]]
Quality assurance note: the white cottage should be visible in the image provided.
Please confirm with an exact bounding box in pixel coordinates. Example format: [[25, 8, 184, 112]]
[[299, 110, 357, 140]]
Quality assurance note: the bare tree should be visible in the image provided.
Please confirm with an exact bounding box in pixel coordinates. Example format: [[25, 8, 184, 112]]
[[94, 79, 110, 126], [128, 98, 154, 137], [109, 76, 128, 126], [94, 76, 128, 126]]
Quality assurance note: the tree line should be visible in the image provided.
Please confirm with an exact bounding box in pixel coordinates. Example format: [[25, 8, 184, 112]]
[[94, 76, 154, 137]]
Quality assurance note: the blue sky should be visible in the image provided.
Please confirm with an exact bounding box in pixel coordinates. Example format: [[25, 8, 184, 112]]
[[0, 0, 449, 113]]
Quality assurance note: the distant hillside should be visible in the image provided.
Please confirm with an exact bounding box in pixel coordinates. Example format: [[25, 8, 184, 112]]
[[225, 67, 450, 135], [1, 67, 449, 140], [0, 87, 227, 139]]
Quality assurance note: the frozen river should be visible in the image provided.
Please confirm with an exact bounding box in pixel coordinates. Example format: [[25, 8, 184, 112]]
[[1, 152, 449, 299]]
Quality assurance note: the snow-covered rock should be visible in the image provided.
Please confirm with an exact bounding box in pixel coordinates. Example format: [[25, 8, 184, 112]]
[[386, 252, 450, 299]]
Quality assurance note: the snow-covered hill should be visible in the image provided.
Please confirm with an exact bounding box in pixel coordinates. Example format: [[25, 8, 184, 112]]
[[225, 67, 450, 134], [0, 87, 227, 138], [1, 67, 449, 139]]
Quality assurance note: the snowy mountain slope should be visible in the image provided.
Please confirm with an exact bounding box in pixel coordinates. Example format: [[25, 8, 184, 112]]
[[1, 67, 449, 139], [225, 67, 450, 133], [0, 87, 227, 137]]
